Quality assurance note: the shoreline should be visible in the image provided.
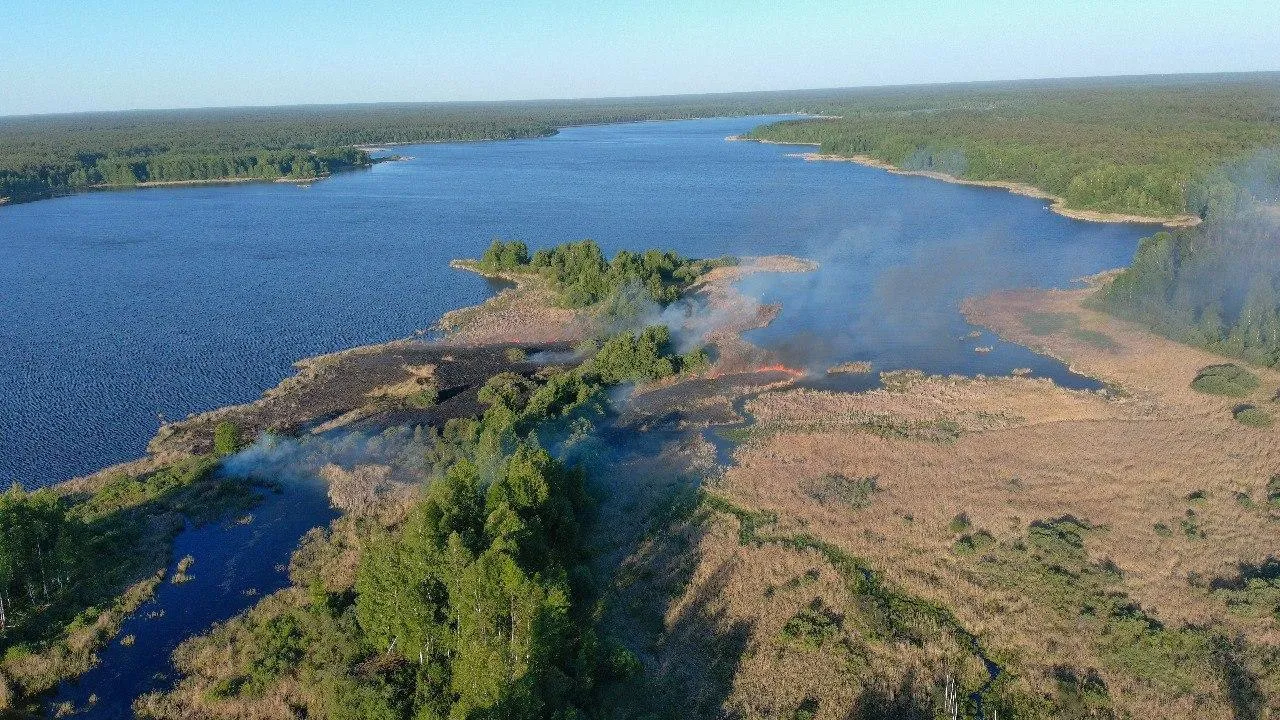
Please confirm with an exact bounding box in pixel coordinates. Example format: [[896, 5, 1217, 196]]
[[727, 135, 1201, 229], [92, 174, 331, 191], [52, 262, 561, 494]]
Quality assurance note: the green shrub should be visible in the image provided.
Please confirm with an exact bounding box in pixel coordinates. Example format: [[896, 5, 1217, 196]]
[[1181, 510, 1205, 539], [798, 474, 879, 509], [1233, 405, 1274, 427], [954, 530, 996, 555], [949, 512, 972, 534], [213, 420, 242, 456], [1189, 364, 1260, 397], [405, 385, 439, 410], [780, 599, 842, 649]]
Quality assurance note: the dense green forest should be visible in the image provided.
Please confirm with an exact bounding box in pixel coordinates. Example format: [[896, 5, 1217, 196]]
[[6, 73, 1279, 212], [1094, 209, 1280, 367], [0, 91, 848, 204], [746, 73, 1280, 218]]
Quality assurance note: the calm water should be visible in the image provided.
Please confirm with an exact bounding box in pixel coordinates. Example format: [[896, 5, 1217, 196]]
[[1, 116, 1149, 487], [53, 480, 336, 717]]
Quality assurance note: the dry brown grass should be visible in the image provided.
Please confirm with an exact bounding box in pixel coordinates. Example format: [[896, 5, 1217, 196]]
[[661, 283, 1280, 718], [438, 264, 589, 345]]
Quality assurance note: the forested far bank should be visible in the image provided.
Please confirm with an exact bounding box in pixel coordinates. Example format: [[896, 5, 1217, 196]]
[[0, 90, 849, 204], [1, 147, 370, 202], [5, 73, 1280, 210], [746, 74, 1280, 219]]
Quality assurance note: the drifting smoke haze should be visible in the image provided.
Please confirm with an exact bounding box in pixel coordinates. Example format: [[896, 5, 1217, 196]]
[[1100, 148, 1280, 368], [732, 216, 1037, 374], [220, 427, 433, 513]]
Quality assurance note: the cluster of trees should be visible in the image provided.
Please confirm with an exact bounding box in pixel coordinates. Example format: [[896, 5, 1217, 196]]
[[0, 147, 368, 201], [478, 238, 734, 308], [1095, 210, 1280, 367], [0, 485, 78, 634], [747, 74, 1280, 218], [590, 325, 707, 382], [176, 317, 704, 718]]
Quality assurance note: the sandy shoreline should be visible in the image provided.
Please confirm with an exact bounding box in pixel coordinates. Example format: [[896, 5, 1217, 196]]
[[728, 134, 1200, 228], [90, 175, 329, 191]]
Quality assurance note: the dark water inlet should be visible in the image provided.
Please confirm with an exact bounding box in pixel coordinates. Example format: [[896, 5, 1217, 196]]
[[49, 478, 336, 718]]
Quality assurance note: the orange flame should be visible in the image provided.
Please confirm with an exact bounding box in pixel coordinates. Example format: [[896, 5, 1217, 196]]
[[703, 363, 807, 380], [753, 363, 807, 377]]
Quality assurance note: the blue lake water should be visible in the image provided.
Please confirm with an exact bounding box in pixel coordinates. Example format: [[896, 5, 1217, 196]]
[[1, 115, 1149, 487]]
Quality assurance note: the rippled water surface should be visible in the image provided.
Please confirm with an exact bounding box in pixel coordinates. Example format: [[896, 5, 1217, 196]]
[[1, 116, 1148, 486]]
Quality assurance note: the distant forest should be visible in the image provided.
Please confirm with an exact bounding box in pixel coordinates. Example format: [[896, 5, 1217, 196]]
[[746, 73, 1280, 219], [5, 74, 1280, 212], [0, 90, 852, 204]]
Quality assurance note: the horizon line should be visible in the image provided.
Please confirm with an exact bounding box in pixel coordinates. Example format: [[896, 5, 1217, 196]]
[[4, 69, 1279, 122]]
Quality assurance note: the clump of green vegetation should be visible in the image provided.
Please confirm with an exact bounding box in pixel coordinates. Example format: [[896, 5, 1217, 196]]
[[1268, 475, 1280, 507], [780, 598, 843, 649], [1189, 364, 1262, 397], [1186, 489, 1209, 503], [1022, 312, 1078, 336], [212, 420, 241, 456], [1049, 666, 1114, 718], [798, 473, 879, 510], [405, 384, 440, 410], [1233, 404, 1274, 427], [478, 238, 530, 270], [1154, 522, 1174, 537], [586, 325, 706, 384], [1209, 559, 1280, 620], [474, 238, 735, 310], [953, 530, 996, 555], [1180, 510, 1206, 540], [791, 698, 820, 720], [766, 569, 822, 599], [503, 346, 528, 363], [949, 512, 972, 534]]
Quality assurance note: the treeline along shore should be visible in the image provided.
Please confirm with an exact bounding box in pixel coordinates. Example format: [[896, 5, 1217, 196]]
[[3, 73, 1279, 217]]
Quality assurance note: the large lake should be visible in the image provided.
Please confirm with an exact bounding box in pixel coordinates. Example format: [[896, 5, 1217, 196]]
[[1, 116, 1149, 487]]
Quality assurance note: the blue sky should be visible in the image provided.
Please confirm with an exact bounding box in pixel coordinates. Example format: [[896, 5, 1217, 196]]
[[3, 0, 1278, 116]]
